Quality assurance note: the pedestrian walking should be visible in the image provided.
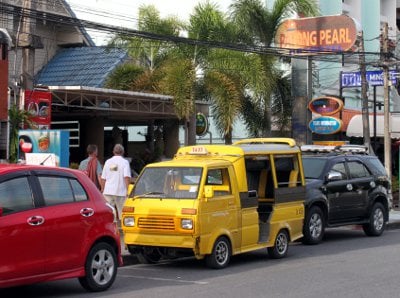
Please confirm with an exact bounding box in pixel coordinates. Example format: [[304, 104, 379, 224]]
[[101, 144, 131, 220], [79, 144, 102, 190]]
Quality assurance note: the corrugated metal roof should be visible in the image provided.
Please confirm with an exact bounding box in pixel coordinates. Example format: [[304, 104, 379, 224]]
[[36, 47, 128, 87]]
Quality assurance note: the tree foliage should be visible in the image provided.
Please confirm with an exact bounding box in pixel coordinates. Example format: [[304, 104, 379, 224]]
[[105, 0, 318, 143], [229, 0, 318, 137]]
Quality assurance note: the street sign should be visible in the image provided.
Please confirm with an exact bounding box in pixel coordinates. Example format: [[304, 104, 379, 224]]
[[341, 70, 397, 87]]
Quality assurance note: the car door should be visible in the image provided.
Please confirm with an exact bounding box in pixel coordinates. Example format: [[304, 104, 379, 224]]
[[325, 159, 356, 221], [33, 171, 96, 274], [327, 158, 371, 221], [344, 158, 372, 217], [0, 173, 46, 283], [199, 167, 241, 251]]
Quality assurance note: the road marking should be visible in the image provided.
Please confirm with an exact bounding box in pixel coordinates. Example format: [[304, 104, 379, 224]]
[[118, 274, 209, 285]]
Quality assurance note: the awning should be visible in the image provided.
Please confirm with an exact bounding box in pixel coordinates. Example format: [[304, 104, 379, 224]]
[[346, 114, 400, 139]]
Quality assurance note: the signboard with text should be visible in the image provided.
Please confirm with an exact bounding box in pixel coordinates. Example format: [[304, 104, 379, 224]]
[[309, 116, 343, 135], [341, 70, 397, 87], [275, 15, 359, 53]]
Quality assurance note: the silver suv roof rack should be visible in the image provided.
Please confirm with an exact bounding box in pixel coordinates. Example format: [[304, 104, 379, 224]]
[[301, 144, 368, 154]]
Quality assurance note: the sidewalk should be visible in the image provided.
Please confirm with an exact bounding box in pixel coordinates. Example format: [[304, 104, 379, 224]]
[[119, 209, 400, 266], [387, 208, 400, 229]]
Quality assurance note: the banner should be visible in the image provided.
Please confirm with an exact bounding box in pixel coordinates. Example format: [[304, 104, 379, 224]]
[[25, 90, 52, 129], [18, 130, 69, 167]]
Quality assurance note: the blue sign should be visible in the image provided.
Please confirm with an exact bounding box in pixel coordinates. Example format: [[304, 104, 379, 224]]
[[341, 70, 397, 88], [309, 116, 342, 135]]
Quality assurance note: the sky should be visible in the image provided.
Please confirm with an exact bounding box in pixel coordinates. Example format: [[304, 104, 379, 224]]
[[66, 0, 233, 45]]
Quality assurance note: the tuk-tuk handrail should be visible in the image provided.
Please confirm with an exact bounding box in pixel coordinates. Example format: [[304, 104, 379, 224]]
[[233, 138, 297, 147]]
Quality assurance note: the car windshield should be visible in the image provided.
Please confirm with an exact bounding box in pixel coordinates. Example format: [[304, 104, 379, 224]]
[[130, 167, 202, 199], [302, 157, 327, 179]]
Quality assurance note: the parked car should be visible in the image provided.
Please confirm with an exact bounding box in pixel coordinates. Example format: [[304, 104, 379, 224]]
[[0, 164, 122, 291], [301, 145, 392, 244]]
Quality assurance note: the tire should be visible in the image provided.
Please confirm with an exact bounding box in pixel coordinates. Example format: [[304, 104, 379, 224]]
[[78, 242, 118, 292], [363, 202, 386, 236], [302, 206, 325, 245], [205, 236, 231, 269], [268, 229, 289, 259], [136, 247, 162, 264]]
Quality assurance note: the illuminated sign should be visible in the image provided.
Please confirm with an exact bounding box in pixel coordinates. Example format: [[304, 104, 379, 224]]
[[275, 15, 359, 52], [308, 96, 343, 115], [309, 116, 343, 135]]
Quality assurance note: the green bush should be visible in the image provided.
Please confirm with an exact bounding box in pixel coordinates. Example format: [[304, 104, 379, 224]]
[[392, 176, 399, 193]]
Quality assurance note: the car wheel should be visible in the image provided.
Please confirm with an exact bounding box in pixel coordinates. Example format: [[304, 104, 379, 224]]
[[363, 202, 386, 236], [79, 242, 118, 292], [268, 229, 289, 259], [136, 247, 162, 264], [205, 236, 231, 269], [302, 206, 325, 245]]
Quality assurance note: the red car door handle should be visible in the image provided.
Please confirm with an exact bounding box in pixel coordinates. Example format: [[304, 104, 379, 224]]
[[27, 216, 45, 226], [80, 208, 94, 217]]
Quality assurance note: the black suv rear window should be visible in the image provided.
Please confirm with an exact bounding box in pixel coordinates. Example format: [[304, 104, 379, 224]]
[[364, 157, 387, 176]]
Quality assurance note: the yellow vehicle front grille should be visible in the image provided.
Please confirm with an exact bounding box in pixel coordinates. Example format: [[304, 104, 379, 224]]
[[138, 217, 175, 230]]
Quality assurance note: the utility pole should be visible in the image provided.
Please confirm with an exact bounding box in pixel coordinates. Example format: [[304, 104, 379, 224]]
[[19, 0, 36, 110], [359, 31, 373, 153], [382, 22, 392, 179]]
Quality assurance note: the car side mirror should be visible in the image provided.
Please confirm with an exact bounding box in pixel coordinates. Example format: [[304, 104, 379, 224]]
[[0, 207, 3, 217], [326, 170, 343, 182]]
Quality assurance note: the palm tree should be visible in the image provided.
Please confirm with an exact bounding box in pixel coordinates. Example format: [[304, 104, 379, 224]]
[[186, 2, 251, 144], [107, 2, 248, 145], [230, 0, 318, 137], [8, 104, 34, 163], [107, 5, 201, 145]]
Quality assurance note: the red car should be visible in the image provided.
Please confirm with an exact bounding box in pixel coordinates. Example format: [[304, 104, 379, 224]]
[[0, 164, 122, 291]]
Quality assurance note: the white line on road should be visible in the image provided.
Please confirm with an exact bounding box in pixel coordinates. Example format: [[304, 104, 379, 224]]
[[118, 274, 209, 285]]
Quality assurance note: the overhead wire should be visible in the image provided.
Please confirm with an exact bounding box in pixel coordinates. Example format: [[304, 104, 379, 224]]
[[0, 1, 393, 67]]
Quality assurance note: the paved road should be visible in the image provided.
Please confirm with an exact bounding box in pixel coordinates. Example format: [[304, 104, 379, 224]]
[[120, 208, 400, 265], [3, 227, 400, 298]]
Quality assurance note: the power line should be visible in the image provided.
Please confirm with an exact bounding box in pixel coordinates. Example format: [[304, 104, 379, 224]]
[[0, 2, 390, 66]]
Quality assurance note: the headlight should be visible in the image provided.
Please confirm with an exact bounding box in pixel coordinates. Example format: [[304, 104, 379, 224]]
[[124, 217, 135, 227], [181, 219, 193, 230]]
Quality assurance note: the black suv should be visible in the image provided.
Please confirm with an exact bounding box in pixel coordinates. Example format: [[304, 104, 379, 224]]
[[301, 145, 392, 244]]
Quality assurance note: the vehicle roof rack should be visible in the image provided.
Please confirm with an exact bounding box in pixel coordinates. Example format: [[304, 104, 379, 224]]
[[301, 144, 368, 155]]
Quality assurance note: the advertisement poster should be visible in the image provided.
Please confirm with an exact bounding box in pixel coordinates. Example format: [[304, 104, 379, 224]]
[[18, 130, 69, 167], [24, 90, 52, 129]]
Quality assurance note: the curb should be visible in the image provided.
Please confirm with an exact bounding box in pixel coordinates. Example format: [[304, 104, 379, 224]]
[[387, 220, 400, 230]]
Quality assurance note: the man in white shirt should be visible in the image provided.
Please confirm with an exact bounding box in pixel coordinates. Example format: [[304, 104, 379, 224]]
[[101, 144, 131, 220]]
